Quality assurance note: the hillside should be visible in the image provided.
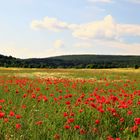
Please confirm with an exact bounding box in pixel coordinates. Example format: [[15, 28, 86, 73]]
[[0, 54, 140, 68]]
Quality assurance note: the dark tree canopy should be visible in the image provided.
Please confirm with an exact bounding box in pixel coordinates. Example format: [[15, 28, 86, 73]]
[[0, 54, 140, 69]]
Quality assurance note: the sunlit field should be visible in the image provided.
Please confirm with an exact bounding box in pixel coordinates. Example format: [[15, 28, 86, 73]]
[[0, 68, 140, 140]]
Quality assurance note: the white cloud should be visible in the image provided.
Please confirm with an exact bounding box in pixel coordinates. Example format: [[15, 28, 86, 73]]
[[72, 15, 119, 40], [31, 17, 70, 32], [31, 15, 140, 41], [88, 0, 113, 3], [53, 40, 64, 48], [72, 15, 140, 40]]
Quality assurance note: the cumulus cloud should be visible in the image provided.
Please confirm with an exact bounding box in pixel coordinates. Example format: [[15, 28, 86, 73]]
[[72, 15, 119, 40], [72, 15, 140, 40], [88, 0, 113, 3], [31, 15, 140, 40], [31, 17, 70, 32], [53, 40, 64, 48]]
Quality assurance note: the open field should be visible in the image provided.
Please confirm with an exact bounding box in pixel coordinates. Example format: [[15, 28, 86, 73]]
[[0, 68, 140, 140], [1, 67, 140, 79]]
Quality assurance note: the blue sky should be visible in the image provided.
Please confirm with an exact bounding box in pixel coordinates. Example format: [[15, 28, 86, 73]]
[[0, 0, 140, 58]]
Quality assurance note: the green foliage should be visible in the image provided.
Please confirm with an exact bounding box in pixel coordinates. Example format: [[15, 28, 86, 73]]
[[135, 65, 139, 69], [0, 54, 140, 69], [0, 69, 140, 139]]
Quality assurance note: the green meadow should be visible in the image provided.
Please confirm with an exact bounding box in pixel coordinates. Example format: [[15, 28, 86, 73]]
[[0, 68, 140, 140]]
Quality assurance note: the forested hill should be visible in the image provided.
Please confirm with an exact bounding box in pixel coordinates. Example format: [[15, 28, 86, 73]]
[[0, 54, 140, 68]]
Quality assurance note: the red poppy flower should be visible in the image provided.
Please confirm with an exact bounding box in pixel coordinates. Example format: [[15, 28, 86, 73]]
[[16, 114, 22, 119], [54, 134, 60, 140], [3, 118, 8, 123], [0, 105, 2, 110], [16, 124, 21, 129], [74, 125, 80, 129], [0, 99, 5, 103], [127, 110, 132, 115], [131, 125, 138, 132], [0, 112, 5, 118], [65, 101, 71, 105], [21, 104, 26, 109], [80, 129, 86, 135], [9, 111, 15, 117], [95, 119, 100, 124], [64, 125, 71, 129], [134, 118, 140, 125], [63, 112, 68, 117], [35, 121, 43, 125], [67, 118, 74, 123], [120, 118, 124, 123]]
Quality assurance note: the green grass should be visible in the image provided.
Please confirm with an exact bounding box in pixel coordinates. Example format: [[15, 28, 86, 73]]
[[0, 68, 140, 140]]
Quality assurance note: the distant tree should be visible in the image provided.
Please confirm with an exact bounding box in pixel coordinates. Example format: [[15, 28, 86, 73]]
[[135, 64, 139, 69], [4, 63, 8, 68], [86, 64, 94, 69], [76, 64, 85, 69], [8, 55, 13, 59]]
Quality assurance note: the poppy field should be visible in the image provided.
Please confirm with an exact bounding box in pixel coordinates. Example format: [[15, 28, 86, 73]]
[[0, 68, 140, 140]]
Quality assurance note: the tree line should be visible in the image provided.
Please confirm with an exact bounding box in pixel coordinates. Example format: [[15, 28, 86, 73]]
[[0, 54, 139, 69]]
